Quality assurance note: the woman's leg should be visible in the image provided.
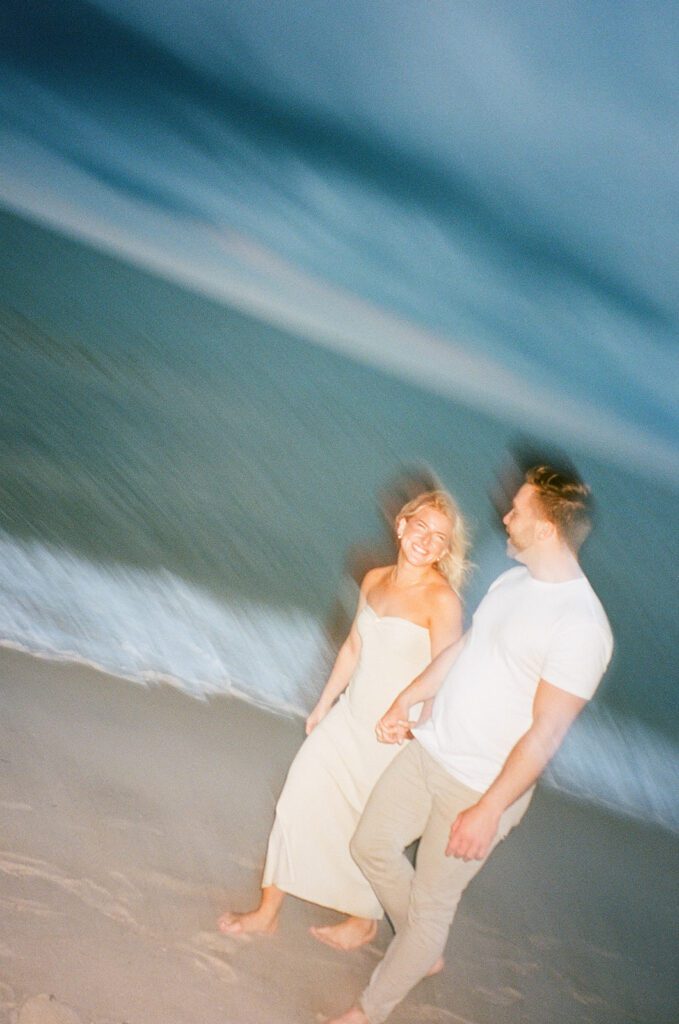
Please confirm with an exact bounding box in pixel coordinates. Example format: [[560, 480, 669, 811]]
[[218, 883, 285, 935]]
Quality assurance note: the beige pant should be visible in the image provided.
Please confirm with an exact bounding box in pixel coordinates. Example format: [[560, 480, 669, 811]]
[[350, 740, 533, 1024]]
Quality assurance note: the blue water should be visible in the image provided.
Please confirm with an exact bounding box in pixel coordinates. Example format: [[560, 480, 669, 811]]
[[0, 208, 677, 834], [0, 2, 677, 834], [1, 0, 677, 481]]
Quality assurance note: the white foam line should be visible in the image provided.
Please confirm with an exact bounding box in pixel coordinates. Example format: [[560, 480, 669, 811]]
[[0, 517, 677, 838], [3, 635, 678, 837], [0, 640, 306, 720]]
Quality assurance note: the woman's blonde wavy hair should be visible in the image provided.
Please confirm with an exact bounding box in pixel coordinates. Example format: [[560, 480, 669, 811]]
[[395, 490, 471, 594]]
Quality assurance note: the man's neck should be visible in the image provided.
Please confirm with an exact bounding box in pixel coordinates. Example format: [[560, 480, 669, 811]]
[[520, 544, 583, 583]]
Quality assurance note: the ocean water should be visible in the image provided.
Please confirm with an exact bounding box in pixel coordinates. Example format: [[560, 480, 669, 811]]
[[1, 208, 677, 834]]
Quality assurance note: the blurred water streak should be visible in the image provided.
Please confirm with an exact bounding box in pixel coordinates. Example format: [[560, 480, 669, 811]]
[[1, 173, 677, 837]]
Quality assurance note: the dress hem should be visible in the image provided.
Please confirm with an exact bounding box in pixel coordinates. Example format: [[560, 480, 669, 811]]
[[262, 873, 384, 921]]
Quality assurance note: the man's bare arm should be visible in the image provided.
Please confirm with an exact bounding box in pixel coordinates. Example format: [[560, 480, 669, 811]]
[[446, 680, 587, 861], [376, 633, 467, 744]]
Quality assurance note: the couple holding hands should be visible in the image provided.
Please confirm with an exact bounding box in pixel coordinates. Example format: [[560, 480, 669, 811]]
[[220, 464, 613, 1024]]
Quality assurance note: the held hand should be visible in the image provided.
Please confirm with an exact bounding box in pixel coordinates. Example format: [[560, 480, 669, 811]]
[[375, 698, 411, 745], [375, 719, 411, 744], [305, 704, 328, 735], [446, 801, 501, 861]]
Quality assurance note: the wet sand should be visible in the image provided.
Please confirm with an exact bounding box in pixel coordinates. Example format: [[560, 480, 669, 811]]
[[0, 647, 676, 1024]]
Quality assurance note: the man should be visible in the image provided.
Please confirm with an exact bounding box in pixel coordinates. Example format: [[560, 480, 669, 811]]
[[328, 464, 613, 1024]]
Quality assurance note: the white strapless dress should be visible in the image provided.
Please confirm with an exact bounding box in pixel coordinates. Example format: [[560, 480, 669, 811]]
[[262, 604, 431, 919]]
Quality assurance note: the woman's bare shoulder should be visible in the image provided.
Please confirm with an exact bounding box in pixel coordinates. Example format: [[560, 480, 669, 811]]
[[427, 578, 462, 613], [360, 565, 393, 592], [425, 581, 463, 645]]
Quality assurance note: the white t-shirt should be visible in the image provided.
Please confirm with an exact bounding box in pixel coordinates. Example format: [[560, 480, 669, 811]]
[[414, 566, 613, 792]]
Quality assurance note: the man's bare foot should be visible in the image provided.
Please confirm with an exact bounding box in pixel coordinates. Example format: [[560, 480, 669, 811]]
[[310, 916, 378, 951], [426, 955, 445, 977], [326, 1006, 370, 1024], [217, 909, 278, 936]]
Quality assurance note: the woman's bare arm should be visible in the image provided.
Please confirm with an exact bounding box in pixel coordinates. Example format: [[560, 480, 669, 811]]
[[376, 631, 468, 743], [411, 587, 463, 728], [305, 568, 384, 734]]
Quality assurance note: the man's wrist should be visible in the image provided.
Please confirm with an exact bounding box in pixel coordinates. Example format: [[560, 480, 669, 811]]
[[477, 792, 505, 818], [395, 692, 413, 719]]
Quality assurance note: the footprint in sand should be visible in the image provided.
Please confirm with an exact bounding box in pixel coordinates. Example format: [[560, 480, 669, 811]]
[[17, 994, 82, 1024], [190, 950, 238, 983], [0, 852, 139, 930], [475, 984, 524, 1006], [571, 988, 606, 1007], [488, 955, 539, 979], [143, 870, 198, 896], [171, 932, 239, 984], [185, 946, 238, 983], [0, 894, 56, 918], [408, 1006, 478, 1023], [191, 930, 240, 954], [107, 871, 142, 900]]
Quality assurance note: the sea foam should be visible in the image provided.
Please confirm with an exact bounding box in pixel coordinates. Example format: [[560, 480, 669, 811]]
[[0, 530, 330, 716], [1, 529, 676, 833]]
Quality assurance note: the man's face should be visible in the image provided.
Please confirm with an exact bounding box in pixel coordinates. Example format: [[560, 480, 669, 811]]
[[502, 484, 543, 561]]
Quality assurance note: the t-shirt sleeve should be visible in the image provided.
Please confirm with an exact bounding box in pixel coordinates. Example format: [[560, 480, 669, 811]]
[[541, 617, 613, 700]]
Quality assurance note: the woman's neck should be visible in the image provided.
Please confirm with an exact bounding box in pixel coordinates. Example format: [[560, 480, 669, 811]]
[[391, 556, 438, 588]]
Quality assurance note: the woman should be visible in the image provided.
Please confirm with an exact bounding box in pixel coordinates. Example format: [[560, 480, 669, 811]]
[[218, 490, 469, 951]]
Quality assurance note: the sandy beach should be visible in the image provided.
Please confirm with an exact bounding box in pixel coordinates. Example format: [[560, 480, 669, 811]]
[[1, 647, 676, 1024], [2, 5, 678, 1023]]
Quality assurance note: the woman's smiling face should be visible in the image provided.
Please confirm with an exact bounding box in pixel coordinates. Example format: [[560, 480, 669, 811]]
[[397, 505, 452, 567]]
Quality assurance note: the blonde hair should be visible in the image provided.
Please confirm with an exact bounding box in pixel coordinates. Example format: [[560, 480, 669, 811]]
[[395, 490, 471, 593]]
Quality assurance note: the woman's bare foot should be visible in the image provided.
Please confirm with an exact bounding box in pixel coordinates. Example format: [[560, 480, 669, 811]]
[[218, 908, 278, 936], [218, 884, 284, 936], [310, 916, 378, 951]]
